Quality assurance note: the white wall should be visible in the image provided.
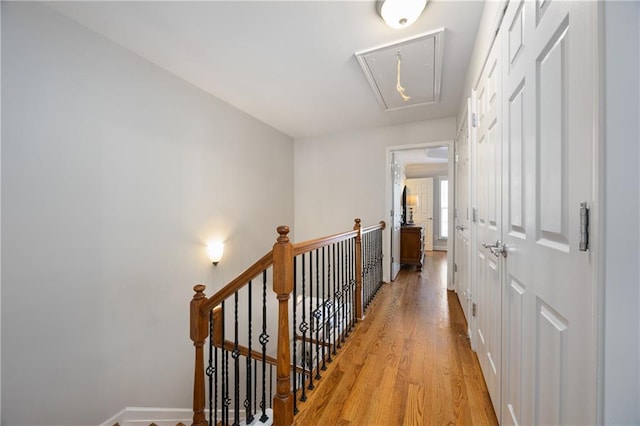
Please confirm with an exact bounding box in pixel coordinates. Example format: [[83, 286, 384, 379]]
[[1, 3, 293, 425], [293, 118, 456, 243], [603, 2, 640, 424]]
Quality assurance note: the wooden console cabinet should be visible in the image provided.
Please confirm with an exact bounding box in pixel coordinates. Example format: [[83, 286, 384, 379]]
[[400, 226, 424, 271]]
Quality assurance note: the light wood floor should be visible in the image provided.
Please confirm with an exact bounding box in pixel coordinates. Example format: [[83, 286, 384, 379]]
[[293, 251, 498, 425]]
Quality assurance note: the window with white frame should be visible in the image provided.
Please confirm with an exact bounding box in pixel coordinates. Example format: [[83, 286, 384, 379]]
[[440, 179, 448, 239]]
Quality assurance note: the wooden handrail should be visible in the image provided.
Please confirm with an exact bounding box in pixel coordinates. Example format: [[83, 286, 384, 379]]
[[200, 250, 274, 314], [362, 220, 386, 234], [293, 229, 358, 256], [191, 219, 386, 426]]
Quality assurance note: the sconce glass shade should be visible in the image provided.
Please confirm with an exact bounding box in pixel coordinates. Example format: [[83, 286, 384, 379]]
[[378, 0, 428, 29], [207, 242, 224, 265]]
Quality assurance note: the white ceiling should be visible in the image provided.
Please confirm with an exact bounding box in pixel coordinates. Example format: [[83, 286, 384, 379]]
[[46, 1, 484, 139], [396, 146, 448, 167]]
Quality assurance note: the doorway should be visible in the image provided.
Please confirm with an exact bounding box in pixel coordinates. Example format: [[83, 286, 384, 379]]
[[385, 141, 454, 287]]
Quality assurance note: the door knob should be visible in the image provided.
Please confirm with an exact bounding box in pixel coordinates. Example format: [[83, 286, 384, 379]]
[[482, 240, 508, 258]]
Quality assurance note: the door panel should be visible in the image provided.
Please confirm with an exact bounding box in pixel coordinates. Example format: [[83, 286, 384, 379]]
[[454, 116, 471, 326], [473, 38, 502, 417], [390, 153, 402, 280], [500, 1, 597, 425]]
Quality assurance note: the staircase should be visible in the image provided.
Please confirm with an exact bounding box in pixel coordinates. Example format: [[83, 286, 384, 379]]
[[189, 219, 385, 426]]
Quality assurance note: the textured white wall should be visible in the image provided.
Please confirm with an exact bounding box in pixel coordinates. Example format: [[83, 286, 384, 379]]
[[603, 2, 640, 424], [1, 3, 293, 425], [293, 118, 456, 243]]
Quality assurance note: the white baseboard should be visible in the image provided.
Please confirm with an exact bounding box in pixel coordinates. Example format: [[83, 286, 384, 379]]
[[98, 407, 191, 426], [99, 407, 273, 426]]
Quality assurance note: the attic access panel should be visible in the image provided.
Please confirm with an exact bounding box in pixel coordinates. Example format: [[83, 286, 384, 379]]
[[356, 28, 445, 111]]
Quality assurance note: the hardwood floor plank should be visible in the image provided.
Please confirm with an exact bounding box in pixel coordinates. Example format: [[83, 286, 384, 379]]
[[294, 252, 498, 425]]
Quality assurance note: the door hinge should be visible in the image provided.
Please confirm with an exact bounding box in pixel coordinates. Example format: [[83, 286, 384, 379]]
[[472, 302, 477, 317], [472, 112, 478, 128], [472, 208, 478, 223], [579, 201, 590, 251], [454, 263, 458, 273]]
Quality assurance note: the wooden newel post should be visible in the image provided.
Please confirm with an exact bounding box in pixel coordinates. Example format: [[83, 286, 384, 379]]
[[272, 226, 294, 426], [190, 284, 209, 426], [354, 218, 364, 320]]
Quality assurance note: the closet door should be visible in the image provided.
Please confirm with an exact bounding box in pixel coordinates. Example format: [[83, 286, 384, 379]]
[[473, 35, 503, 417], [500, 1, 598, 424], [454, 113, 472, 326]]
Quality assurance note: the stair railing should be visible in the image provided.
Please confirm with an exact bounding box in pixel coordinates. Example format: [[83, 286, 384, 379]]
[[190, 218, 385, 426]]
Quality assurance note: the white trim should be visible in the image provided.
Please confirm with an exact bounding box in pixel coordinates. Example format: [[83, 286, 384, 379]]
[[384, 140, 454, 289], [99, 407, 273, 426], [98, 407, 192, 426], [594, 1, 605, 424]]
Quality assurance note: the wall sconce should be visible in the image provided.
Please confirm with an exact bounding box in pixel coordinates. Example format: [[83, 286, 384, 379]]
[[378, 0, 427, 29], [207, 242, 224, 266]]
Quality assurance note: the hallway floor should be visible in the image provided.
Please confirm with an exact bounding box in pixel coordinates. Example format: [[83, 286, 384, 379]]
[[293, 251, 498, 425]]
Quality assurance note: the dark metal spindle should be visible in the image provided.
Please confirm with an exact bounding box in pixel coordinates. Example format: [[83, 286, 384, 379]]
[[336, 241, 343, 347], [222, 301, 228, 426], [314, 248, 322, 380], [260, 271, 269, 423], [342, 240, 348, 342], [233, 292, 240, 426], [269, 364, 274, 408], [321, 246, 328, 369], [307, 251, 315, 390], [207, 311, 214, 426], [299, 255, 308, 401], [332, 243, 338, 356], [292, 257, 298, 413], [245, 281, 254, 424]]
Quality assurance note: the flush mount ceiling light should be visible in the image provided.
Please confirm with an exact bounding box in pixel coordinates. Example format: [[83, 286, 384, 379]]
[[377, 0, 428, 29]]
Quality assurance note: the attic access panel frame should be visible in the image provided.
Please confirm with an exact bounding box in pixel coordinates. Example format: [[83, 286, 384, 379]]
[[355, 28, 446, 112]]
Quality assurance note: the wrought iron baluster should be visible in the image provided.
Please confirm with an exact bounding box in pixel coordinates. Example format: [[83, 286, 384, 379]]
[[233, 292, 240, 426], [269, 364, 273, 408], [332, 243, 338, 356], [222, 301, 229, 426], [348, 237, 355, 330], [245, 280, 254, 424], [292, 257, 298, 414], [378, 229, 383, 291], [207, 311, 214, 426], [314, 248, 322, 380], [322, 246, 328, 368], [307, 251, 315, 390], [259, 271, 269, 423], [342, 240, 348, 341], [337, 240, 343, 347], [299, 254, 308, 401]]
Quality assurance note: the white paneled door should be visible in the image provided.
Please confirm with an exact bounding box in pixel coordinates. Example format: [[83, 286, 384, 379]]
[[473, 35, 503, 417], [455, 112, 472, 329], [391, 153, 402, 280], [499, 1, 597, 424]]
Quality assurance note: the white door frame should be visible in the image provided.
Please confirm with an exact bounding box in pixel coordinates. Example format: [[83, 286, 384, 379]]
[[384, 141, 454, 288]]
